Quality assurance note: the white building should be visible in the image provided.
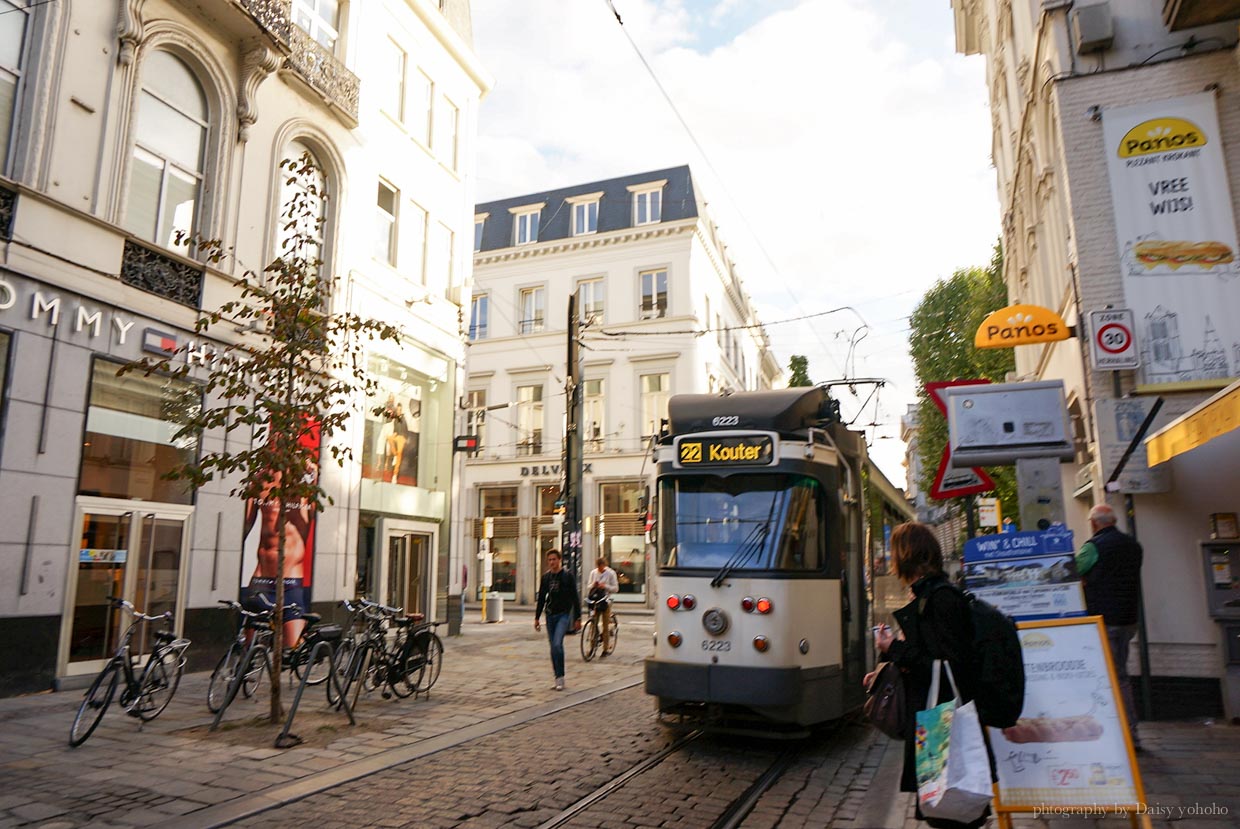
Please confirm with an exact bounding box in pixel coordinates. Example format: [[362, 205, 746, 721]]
[[461, 166, 783, 607], [951, 0, 1240, 717], [0, 0, 489, 695]]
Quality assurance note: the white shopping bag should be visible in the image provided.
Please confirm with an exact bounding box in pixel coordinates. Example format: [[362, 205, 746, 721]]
[[915, 660, 992, 823]]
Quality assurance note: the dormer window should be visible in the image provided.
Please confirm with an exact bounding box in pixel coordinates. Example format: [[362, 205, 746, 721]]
[[628, 180, 666, 226], [509, 202, 544, 246], [474, 213, 488, 252], [567, 191, 603, 236]]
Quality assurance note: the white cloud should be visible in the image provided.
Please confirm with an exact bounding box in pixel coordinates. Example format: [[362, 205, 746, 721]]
[[470, 0, 1001, 487]]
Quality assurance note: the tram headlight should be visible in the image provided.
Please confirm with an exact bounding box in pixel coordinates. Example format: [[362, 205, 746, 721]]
[[681, 594, 697, 610], [756, 597, 773, 614], [753, 635, 770, 652], [740, 596, 755, 613], [667, 632, 683, 648], [666, 595, 681, 610]]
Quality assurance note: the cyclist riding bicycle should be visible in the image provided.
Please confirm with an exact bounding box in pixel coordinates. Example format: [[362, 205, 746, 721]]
[[585, 556, 619, 655]]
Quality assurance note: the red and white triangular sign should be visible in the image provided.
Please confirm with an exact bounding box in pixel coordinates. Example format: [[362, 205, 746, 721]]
[[925, 380, 995, 500]]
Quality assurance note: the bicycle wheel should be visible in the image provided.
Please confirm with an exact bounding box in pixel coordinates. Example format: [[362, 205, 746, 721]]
[[604, 616, 619, 657], [414, 633, 443, 692], [133, 648, 183, 721], [390, 651, 422, 699], [580, 618, 600, 662], [292, 642, 334, 686], [326, 639, 356, 706], [69, 663, 119, 746], [207, 642, 244, 713]]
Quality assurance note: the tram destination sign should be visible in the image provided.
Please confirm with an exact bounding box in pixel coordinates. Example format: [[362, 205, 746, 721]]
[[675, 434, 775, 468]]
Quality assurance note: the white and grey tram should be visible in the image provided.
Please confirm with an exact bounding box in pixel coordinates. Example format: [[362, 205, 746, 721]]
[[644, 386, 873, 726]]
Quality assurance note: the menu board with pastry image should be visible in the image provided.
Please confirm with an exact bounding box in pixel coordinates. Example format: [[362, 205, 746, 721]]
[[989, 617, 1145, 810]]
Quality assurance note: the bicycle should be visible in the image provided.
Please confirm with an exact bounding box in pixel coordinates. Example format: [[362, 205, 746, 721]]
[[328, 599, 439, 705], [69, 597, 191, 747], [580, 594, 619, 662], [207, 600, 273, 713]]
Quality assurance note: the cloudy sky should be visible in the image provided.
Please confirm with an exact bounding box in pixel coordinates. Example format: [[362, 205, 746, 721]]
[[469, 0, 1001, 487]]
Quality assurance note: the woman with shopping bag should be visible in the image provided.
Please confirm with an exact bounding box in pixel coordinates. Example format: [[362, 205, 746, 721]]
[[868, 522, 994, 829]]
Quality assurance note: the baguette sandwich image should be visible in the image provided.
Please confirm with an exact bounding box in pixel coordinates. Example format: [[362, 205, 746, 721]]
[[1002, 715, 1104, 744], [1133, 240, 1234, 270]]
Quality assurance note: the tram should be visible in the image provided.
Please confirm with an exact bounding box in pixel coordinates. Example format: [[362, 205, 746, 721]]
[[644, 385, 910, 727]]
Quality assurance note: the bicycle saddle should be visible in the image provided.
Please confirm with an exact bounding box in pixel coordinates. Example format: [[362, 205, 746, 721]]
[[301, 612, 323, 625]]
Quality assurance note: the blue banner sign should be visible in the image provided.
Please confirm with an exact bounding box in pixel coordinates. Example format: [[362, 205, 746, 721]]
[[963, 526, 1075, 563], [963, 526, 1083, 620]]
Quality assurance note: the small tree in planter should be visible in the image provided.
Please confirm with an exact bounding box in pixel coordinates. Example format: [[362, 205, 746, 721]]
[[124, 155, 400, 722]]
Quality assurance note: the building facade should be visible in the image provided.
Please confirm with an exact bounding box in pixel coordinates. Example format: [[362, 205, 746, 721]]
[[462, 166, 783, 607], [951, 0, 1240, 715], [0, 0, 490, 696]]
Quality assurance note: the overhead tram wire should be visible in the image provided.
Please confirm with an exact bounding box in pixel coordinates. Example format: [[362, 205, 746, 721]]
[[598, 0, 851, 379]]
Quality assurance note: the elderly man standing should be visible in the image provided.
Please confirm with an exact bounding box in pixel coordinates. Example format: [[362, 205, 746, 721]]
[[1076, 503, 1145, 751]]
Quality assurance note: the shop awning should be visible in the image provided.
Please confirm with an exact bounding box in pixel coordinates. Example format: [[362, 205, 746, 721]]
[[1145, 379, 1240, 466]]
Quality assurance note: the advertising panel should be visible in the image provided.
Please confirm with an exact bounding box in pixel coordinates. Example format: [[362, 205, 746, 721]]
[[1102, 93, 1240, 385], [1093, 397, 1172, 494], [963, 528, 1084, 620]]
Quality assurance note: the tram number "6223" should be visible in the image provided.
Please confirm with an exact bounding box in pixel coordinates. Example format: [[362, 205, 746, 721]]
[[701, 640, 731, 652]]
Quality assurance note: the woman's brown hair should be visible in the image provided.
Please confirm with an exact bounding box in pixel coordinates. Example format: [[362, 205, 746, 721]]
[[891, 522, 943, 583]]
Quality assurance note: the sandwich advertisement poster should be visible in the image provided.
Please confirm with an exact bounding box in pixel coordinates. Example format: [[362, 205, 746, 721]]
[[990, 619, 1140, 808], [1102, 92, 1240, 386]]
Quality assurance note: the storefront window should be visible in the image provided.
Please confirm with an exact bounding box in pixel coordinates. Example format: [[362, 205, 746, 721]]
[[78, 359, 198, 505], [479, 487, 517, 598], [362, 357, 426, 486], [599, 481, 647, 598]]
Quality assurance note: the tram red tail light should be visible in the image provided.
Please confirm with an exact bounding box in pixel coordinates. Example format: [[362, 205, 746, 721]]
[[756, 597, 773, 614], [681, 594, 697, 610], [741, 596, 755, 613], [668, 632, 683, 647], [753, 635, 770, 652], [666, 595, 681, 610]]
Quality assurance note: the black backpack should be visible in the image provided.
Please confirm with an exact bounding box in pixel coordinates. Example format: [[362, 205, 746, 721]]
[[933, 584, 1026, 728]]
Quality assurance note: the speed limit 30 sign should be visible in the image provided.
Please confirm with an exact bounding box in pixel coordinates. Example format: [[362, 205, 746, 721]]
[[1088, 309, 1139, 370]]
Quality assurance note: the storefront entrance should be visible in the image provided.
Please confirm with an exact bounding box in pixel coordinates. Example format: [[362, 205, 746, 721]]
[[378, 519, 435, 619], [60, 498, 192, 678]]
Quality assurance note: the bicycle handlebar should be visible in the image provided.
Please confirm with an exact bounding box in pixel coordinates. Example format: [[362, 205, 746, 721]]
[[359, 597, 404, 616], [108, 596, 170, 623], [218, 599, 271, 621]]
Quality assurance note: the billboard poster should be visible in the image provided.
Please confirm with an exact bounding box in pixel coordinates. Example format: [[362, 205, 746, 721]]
[[1102, 92, 1240, 386], [241, 420, 322, 622], [963, 528, 1084, 620], [990, 619, 1142, 809]]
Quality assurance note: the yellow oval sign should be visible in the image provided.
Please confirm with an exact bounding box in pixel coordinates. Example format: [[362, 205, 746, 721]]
[[975, 304, 1071, 349], [1118, 117, 1206, 158]]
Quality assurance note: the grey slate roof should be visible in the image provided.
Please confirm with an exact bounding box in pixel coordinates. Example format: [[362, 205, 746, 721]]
[[474, 165, 697, 252]]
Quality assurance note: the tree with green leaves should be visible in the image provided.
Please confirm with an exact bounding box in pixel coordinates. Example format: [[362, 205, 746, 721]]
[[907, 242, 1019, 526], [123, 156, 400, 723], [788, 355, 812, 387]]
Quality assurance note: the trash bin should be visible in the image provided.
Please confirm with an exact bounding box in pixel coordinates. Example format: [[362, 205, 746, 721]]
[[485, 592, 503, 623], [447, 594, 462, 636]]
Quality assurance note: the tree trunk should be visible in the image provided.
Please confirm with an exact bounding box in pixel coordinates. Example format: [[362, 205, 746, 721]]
[[270, 498, 286, 723]]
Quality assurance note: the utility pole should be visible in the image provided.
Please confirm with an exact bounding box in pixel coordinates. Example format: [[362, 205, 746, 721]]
[[561, 294, 584, 579]]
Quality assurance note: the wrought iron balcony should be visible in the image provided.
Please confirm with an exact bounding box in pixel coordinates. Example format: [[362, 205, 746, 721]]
[[1163, 0, 1240, 31], [235, 0, 359, 123], [120, 240, 204, 309]]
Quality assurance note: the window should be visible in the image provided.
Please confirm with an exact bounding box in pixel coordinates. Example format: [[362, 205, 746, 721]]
[[632, 187, 662, 225], [599, 481, 647, 598], [465, 388, 486, 454], [479, 487, 517, 597], [639, 268, 668, 319], [410, 68, 432, 146], [427, 220, 453, 291], [361, 355, 428, 487], [78, 359, 198, 504], [583, 378, 604, 452], [405, 199, 427, 283], [514, 209, 540, 245], [474, 216, 485, 252], [640, 372, 669, 437], [278, 140, 327, 275], [516, 384, 543, 456], [124, 51, 208, 253], [577, 278, 604, 323], [380, 39, 405, 120], [293, 0, 340, 51], [436, 96, 458, 169], [375, 181, 397, 265], [572, 199, 599, 235], [519, 286, 544, 334], [0, 1, 29, 172], [469, 294, 489, 340]]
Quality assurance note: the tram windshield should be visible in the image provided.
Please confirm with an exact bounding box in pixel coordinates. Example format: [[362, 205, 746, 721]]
[[657, 474, 824, 572]]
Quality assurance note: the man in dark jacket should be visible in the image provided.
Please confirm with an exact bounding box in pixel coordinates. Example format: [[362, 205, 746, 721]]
[[534, 550, 581, 691], [1076, 503, 1144, 750]]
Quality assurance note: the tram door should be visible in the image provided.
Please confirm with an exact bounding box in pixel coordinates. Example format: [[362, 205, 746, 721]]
[[62, 500, 192, 678], [381, 522, 433, 618]]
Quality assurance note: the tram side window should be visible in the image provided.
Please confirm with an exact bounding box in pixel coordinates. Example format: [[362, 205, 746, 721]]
[[773, 479, 823, 571]]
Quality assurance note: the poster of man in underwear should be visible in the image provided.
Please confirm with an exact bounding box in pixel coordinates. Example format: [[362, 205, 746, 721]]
[[240, 424, 320, 642]]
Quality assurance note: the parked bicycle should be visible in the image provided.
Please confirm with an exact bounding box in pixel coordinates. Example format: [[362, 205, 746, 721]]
[[580, 593, 619, 662], [328, 599, 443, 706], [69, 597, 191, 747]]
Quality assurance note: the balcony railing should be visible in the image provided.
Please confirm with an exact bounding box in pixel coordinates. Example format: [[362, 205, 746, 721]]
[[120, 240, 204, 309], [236, 0, 359, 123]]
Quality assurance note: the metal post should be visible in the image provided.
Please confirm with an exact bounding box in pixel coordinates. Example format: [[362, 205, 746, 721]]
[[561, 294, 583, 579]]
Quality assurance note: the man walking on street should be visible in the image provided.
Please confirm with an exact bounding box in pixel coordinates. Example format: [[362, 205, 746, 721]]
[[586, 556, 619, 655], [1076, 503, 1144, 750], [534, 550, 581, 691]]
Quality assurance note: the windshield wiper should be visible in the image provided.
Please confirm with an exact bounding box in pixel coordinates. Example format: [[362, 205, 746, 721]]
[[710, 521, 771, 587]]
